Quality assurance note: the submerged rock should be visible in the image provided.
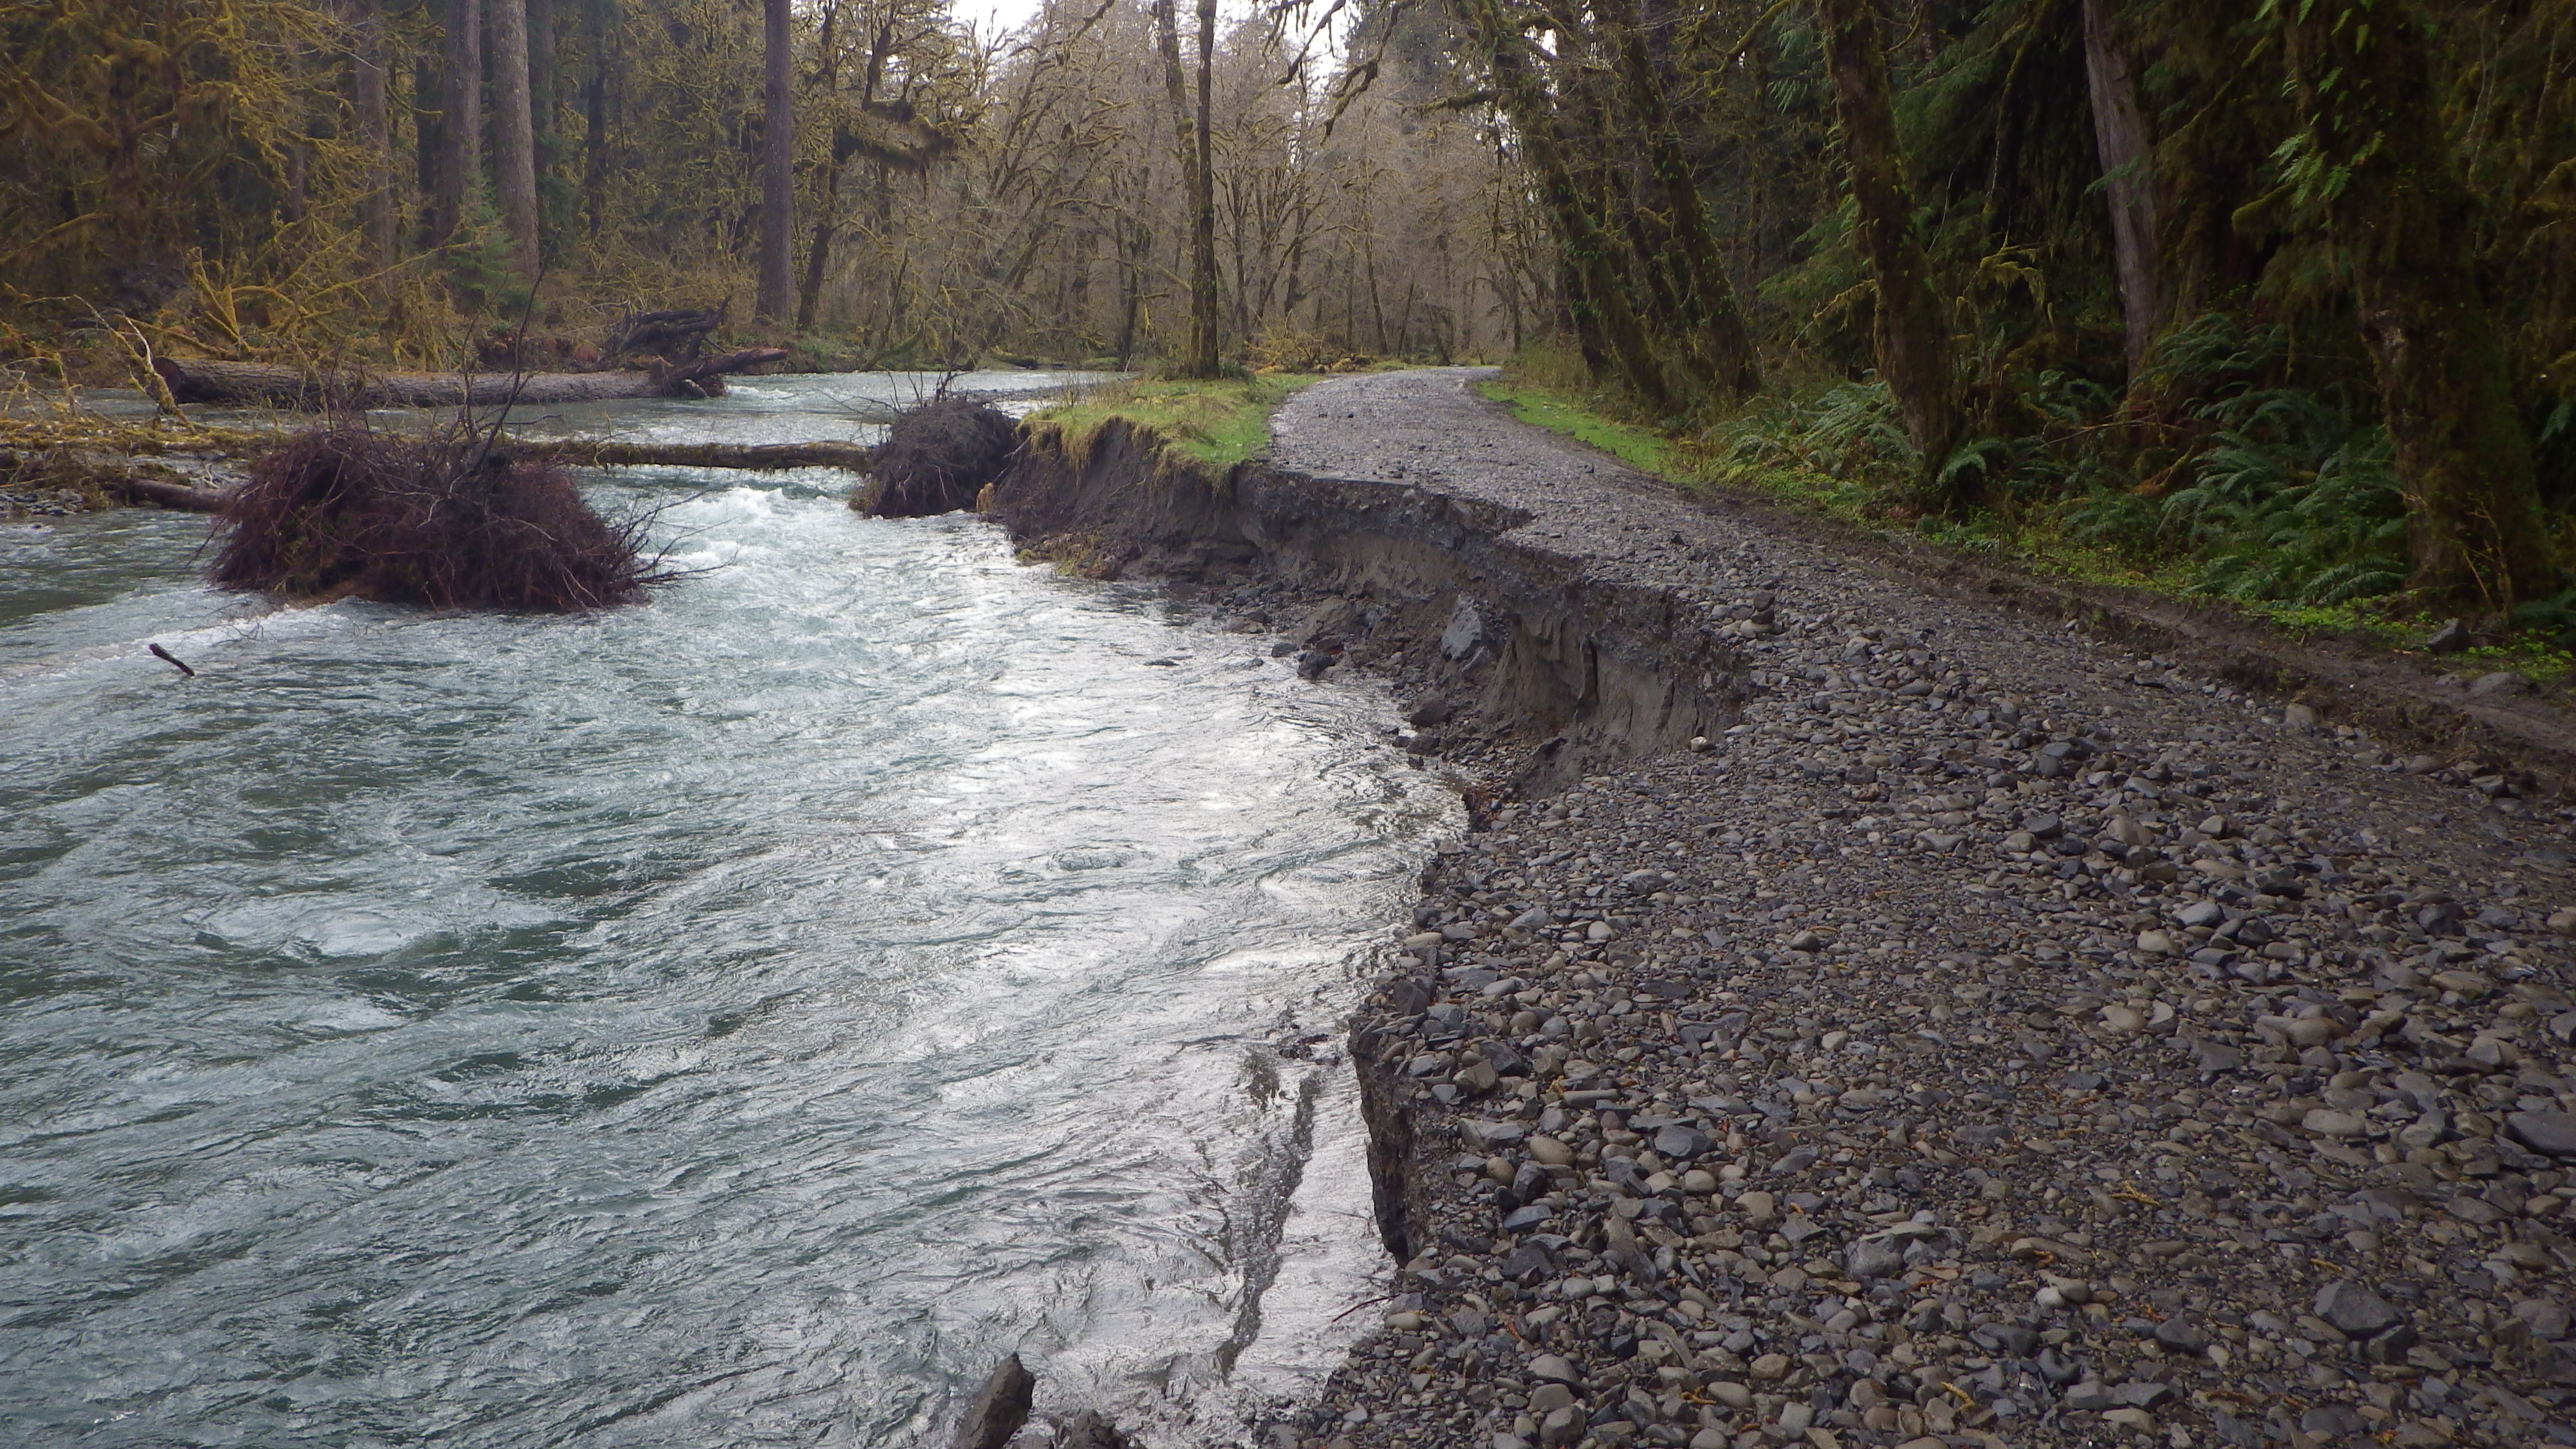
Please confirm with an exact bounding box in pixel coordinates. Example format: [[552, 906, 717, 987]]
[[951, 1353, 1034, 1449]]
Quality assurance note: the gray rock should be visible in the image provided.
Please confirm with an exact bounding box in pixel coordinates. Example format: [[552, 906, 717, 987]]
[[1502, 1204, 1553, 1232], [952, 1353, 1035, 1449], [2313, 1280, 2402, 1338], [2062, 1382, 2113, 1411], [2176, 900, 2225, 928], [2115, 1381, 2176, 1409], [1974, 1323, 2039, 1356], [2508, 1111, 2576, 1157], [2516, 1299, 2572, 1342], [2426, 619, 2471, 654], [1652, 1124, 1709, 1159], [1846, 1238, 1905, 1279], [2299, 1403, 2365, 1437], [1460, 1119, 1526, 1150], [1055, 1411, 1135, 1449], [2153, 1314, 2208, 1352], [1440, 597, 1494, 661], [1528, 1353, 1581, 1385], [2191, 1039, 2245, 1073], [2470, 670, 2530, 698]]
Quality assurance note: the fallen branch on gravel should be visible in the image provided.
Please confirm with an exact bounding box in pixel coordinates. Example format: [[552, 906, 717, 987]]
[[153, 349, 792, 410], [214, 426, 680, 609]]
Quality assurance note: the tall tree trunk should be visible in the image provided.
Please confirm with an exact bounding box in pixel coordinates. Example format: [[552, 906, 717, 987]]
[[581, 0, 612, 234], [756, 0, 795, 324], [489, 0, 539, 277], [1815, 0, 1958, 486], [1188, 0, 1221, 375], [1455, 0, 1669, 410], [2279, 0, 2555, 607], [528, 0, 561, 251], [1597, 0, 1759, 397], [797, 206, 839, 334], [437, 0, 482, 244], [417, 49, 444, 248], [2080, 0, 2160, 379], [1150, 0, 1211, 375], [351, 0, 392, 267]]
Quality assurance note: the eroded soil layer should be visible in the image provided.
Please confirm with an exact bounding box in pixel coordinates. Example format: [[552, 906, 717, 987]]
[[991, 368, 2576, 1449]]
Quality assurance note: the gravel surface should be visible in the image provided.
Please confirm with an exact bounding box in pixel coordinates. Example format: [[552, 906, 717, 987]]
[[1246, 370, 2576, 1449]]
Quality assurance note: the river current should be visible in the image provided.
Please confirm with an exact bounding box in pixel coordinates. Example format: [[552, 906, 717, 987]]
[[0, 374, 1452, 1446]]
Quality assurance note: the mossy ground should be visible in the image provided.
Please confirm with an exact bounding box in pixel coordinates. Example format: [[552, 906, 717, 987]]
[[1027, 372, 1322, 470]]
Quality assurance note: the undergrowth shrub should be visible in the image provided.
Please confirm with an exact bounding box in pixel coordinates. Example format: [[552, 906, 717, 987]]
[[215, 425, 670, 609], [1708, 314, 2408, 607]]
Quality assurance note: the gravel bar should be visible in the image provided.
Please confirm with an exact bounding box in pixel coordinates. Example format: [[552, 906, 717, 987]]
[[1240, 370, 2576, 1449]]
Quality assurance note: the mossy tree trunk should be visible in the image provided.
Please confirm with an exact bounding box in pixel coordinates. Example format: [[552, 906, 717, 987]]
[[349, 0, 392, 267], [1815, 0, 1959, 488], [435, 0, 480, 244], [2279, 0, 2556, 608], [755, 0, 795, 324], [1188, 0, 1222, 375], [1455, 0, 1671, 412], [2080, 0, 2162, 380], [489, 0, 539, 278], [1597, 0, 1760, 399]]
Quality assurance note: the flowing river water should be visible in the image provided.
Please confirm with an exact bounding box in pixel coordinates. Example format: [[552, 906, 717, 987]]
[[0, 374, 1454, 1446]]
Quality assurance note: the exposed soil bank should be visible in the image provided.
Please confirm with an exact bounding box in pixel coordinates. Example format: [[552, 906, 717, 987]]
[[988, 370, 2576, 1449]]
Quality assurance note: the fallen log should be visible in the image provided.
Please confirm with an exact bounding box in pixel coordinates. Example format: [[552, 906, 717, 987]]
[[112, 476, 229, 512], [153, 348, 793, 410], [512, 438, 879, 473]]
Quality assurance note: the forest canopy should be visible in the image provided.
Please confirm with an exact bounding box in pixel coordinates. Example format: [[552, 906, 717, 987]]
[[6, 0, 2576, 610]]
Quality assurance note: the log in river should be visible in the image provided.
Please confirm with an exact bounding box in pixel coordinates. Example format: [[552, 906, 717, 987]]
[[153, 348, 793, 410]]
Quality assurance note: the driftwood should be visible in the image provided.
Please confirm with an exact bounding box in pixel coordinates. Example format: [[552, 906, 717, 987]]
[[607, 305, 726, 364], [513, 438, 879, 473], [112, 476, 230, 511], [153, 348, 792, 411]]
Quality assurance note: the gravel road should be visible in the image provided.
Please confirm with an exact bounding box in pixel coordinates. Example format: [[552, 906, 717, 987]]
[[1252, 369, 2576, 1449]]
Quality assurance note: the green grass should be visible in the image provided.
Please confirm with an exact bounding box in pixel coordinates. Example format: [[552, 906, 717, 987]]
[[1030, 372, 1322, 468], [1478, 381, 1685, 478], [1476, 370, 2576, 684]]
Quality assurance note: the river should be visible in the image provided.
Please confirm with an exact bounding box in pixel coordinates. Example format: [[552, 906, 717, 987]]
[[0, 373, 1451, 1446]]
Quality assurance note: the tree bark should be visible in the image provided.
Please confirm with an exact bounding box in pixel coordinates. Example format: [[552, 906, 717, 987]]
[[153, 350, 790, 409], [756, 0, 795, 324], [528, 0, 561, 248], [581, 0, 612, 234], [1815, 0, 1958, 485], [1149, 0, 1211, 375], [350, 0, 394, 267], [1597, 0, 1759, 397], [437, 0, 482, 244], [2278, 0, 2555, 608], [1189, 0, 1221, 375], [1455, 0, 1669, 410], [489, 0, 540, 277], [2080, 0, 2161, 379]]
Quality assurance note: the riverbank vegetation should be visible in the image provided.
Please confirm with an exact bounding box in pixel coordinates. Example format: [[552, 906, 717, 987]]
[[13, 0, 2576, 629], [1029, 371, 1324, 469], [1439, 1, 2576, 626], [2, 0, 1513, 383]]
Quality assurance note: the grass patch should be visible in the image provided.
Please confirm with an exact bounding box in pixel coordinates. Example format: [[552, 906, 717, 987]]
[[1478, 363, 2576, 683], [1029, 372, 1321, 469], [1478, 380, 1684, 478]]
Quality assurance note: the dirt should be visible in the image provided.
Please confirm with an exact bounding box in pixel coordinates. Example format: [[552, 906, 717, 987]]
[[992, 367, 2576, 1449]]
